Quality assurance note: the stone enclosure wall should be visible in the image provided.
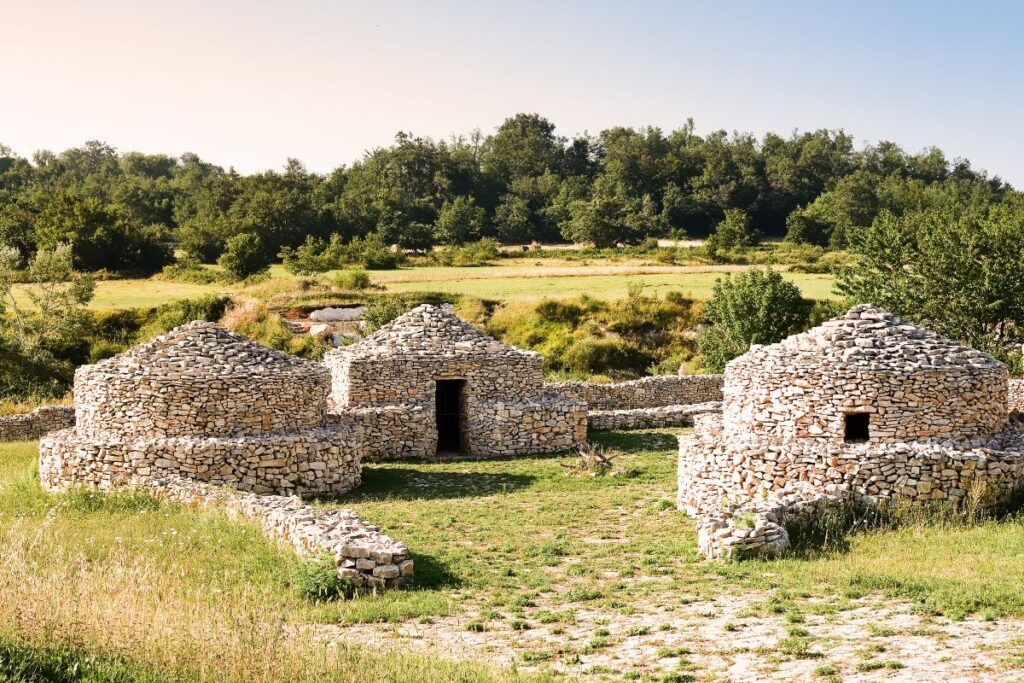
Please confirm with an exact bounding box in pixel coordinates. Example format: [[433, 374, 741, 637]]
[[548, 374, 723, 410], [0, 406, 75, 441], [1010, 379, 1024, 414]]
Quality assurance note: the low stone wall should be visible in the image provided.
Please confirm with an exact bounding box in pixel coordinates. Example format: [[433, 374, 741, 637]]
[[0, 406, 75, 441], [145, 475, 412, 591], [547, 375, 723, 410], [678, 414, 1024, 517], [39, 426, 363, 497], [1011, 379, 1024, 414], [465, 394, 587, 456], [588, 402, 721, 431], [328, 405, 436, 460]]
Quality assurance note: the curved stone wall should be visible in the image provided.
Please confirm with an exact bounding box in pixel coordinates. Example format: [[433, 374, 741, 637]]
[[1010, 379, 1024, 414], [75, 363, 329, 440], [39, 426, 362, 496], [679, 414, 1024, 516], [724, 363, 1007, 444]]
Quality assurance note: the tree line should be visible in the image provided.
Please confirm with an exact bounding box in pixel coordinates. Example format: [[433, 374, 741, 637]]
[[1, 113, 1016, 274]]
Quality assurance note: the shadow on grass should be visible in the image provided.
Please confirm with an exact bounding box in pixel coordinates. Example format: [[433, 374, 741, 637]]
[[410, 552, 461, 590], [588, 429, 678, 453], [319, 466, 537, 503]]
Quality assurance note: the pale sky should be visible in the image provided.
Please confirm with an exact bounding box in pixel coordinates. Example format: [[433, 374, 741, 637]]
[[2, 0, 1022, 185]]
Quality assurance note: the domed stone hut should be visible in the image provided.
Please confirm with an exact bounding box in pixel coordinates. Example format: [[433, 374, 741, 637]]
[[325, 304, 587, 458], [40, 321, 362, 496], [679, 305, 1024, 560], [723, 304, 1008, 445]]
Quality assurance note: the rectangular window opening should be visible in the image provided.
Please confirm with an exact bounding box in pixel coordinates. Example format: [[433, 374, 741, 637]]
[[844, 412, 870, 443]]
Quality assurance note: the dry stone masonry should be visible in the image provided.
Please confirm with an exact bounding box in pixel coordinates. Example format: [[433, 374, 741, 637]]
[[679, 305, 1024, 560], [1010, 379, 1024, 414], [0, 405, 75, 441], [324, 305, 587, 459]]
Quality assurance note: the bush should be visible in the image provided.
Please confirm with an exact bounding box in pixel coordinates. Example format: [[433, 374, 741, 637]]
[[698, 268, 812, 372], [136, 295, 232, 342], [331, 269, 373, 290], [432, 238, 501, 267], [563, 338, 652, 377], [347, 233, 403, 269], [535, 299, 585, 325], [158, 256, 227, 284], [706, 208, 761, 257], [362, 297, 410, 333], [218, 232, 270, 279], [291, 553, 355, 602]]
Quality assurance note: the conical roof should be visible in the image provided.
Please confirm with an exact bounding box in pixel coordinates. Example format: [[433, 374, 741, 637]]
[[339, 304, 535, 359], [735, 304, 1002, 372], [85, 321, 321, 379]]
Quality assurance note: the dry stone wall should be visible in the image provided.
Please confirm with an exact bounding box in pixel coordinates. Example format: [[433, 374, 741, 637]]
[[147, 475, 411, 591], [724, 306, 1007, 444], [588, 402, 721, 431], [548, 375, 723, 410], [678, 305, 1024, 561], [1010, 379, 1024, 414], [0, 406, 75, 441], [39, 322, 363, 497], [326, 305, 586, 458]]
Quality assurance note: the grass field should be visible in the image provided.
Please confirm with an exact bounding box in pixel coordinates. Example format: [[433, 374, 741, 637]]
[[4, 433, 1024, 680], [9, 262, 835, 311]]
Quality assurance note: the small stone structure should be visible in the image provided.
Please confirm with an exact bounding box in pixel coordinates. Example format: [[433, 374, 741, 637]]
[[679, 305, 1024, 560], [1010, 379, 1024, 414], [37, 321, 410, 590], [0, 406, 75, 441], [325, 305, 587, 459], [40, 322, 361, 497]]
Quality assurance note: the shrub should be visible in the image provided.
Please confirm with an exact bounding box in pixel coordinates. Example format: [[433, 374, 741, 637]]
[[291, 553, 354, 602], [348, 233, 403, 270], [136, 295, 232, 342], [217, 233, 270, 279], [698, 268, 812, 372], [362, 297, 410, 333], [706, 208, 761, 257], [432, 238, 500, 267], [535, 299, 584, 325], [331, 269, 373, 291], [158, 255, 227, 284], [563, 338, 651, 377]]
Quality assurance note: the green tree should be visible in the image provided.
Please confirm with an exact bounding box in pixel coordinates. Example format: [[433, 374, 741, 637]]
[[707, 208, 760, 251], [218, 232, 270, 279], [699, 268, 811, 372], [836, 207, 1024, 357], [434, 196, 484, 245]]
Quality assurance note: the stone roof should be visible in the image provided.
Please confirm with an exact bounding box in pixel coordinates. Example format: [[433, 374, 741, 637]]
[[733, 304, 1003, 372], [337, 304, 535, 359], [84, 321, 322, 379]]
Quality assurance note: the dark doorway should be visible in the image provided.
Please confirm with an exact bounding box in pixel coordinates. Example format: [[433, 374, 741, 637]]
[[435, 380, 465, 453], [844, 412, 870, 443]]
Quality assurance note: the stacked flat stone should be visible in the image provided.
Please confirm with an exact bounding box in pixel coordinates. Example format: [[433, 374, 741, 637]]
[[0, 406, 75, 441], [549, 374, 723, 410], [146, 475, 412, 591], [325, 304, 586, 458], [39, 322, 362, 497], [588, 401, 721, 431], [678, 305, 1024, 561], [1010, 379, 1024, 414]]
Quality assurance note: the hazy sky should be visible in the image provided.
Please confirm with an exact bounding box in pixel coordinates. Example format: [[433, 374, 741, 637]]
[[3, 0, 1022, 185]]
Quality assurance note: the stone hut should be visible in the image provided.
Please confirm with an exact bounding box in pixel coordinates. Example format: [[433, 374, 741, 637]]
[[325, 304, 587, 458], [679, 305, 1024, 560], [39, 321, 362, 496], [723, 304, 1008, 445]]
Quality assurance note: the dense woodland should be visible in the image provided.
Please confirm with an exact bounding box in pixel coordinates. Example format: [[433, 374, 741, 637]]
[[1, 113, 1018, 274]]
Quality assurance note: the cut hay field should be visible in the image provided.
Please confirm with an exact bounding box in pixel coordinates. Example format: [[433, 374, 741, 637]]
[[9, 262, 835, 311], [4, 433, 1024, 681]]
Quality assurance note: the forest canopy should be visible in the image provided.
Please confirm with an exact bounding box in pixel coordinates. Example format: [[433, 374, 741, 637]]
[[0, 114, 1015, 273]]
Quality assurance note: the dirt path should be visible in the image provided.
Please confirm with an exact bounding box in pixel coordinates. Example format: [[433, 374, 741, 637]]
[[320, 592, 1024, 681]]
